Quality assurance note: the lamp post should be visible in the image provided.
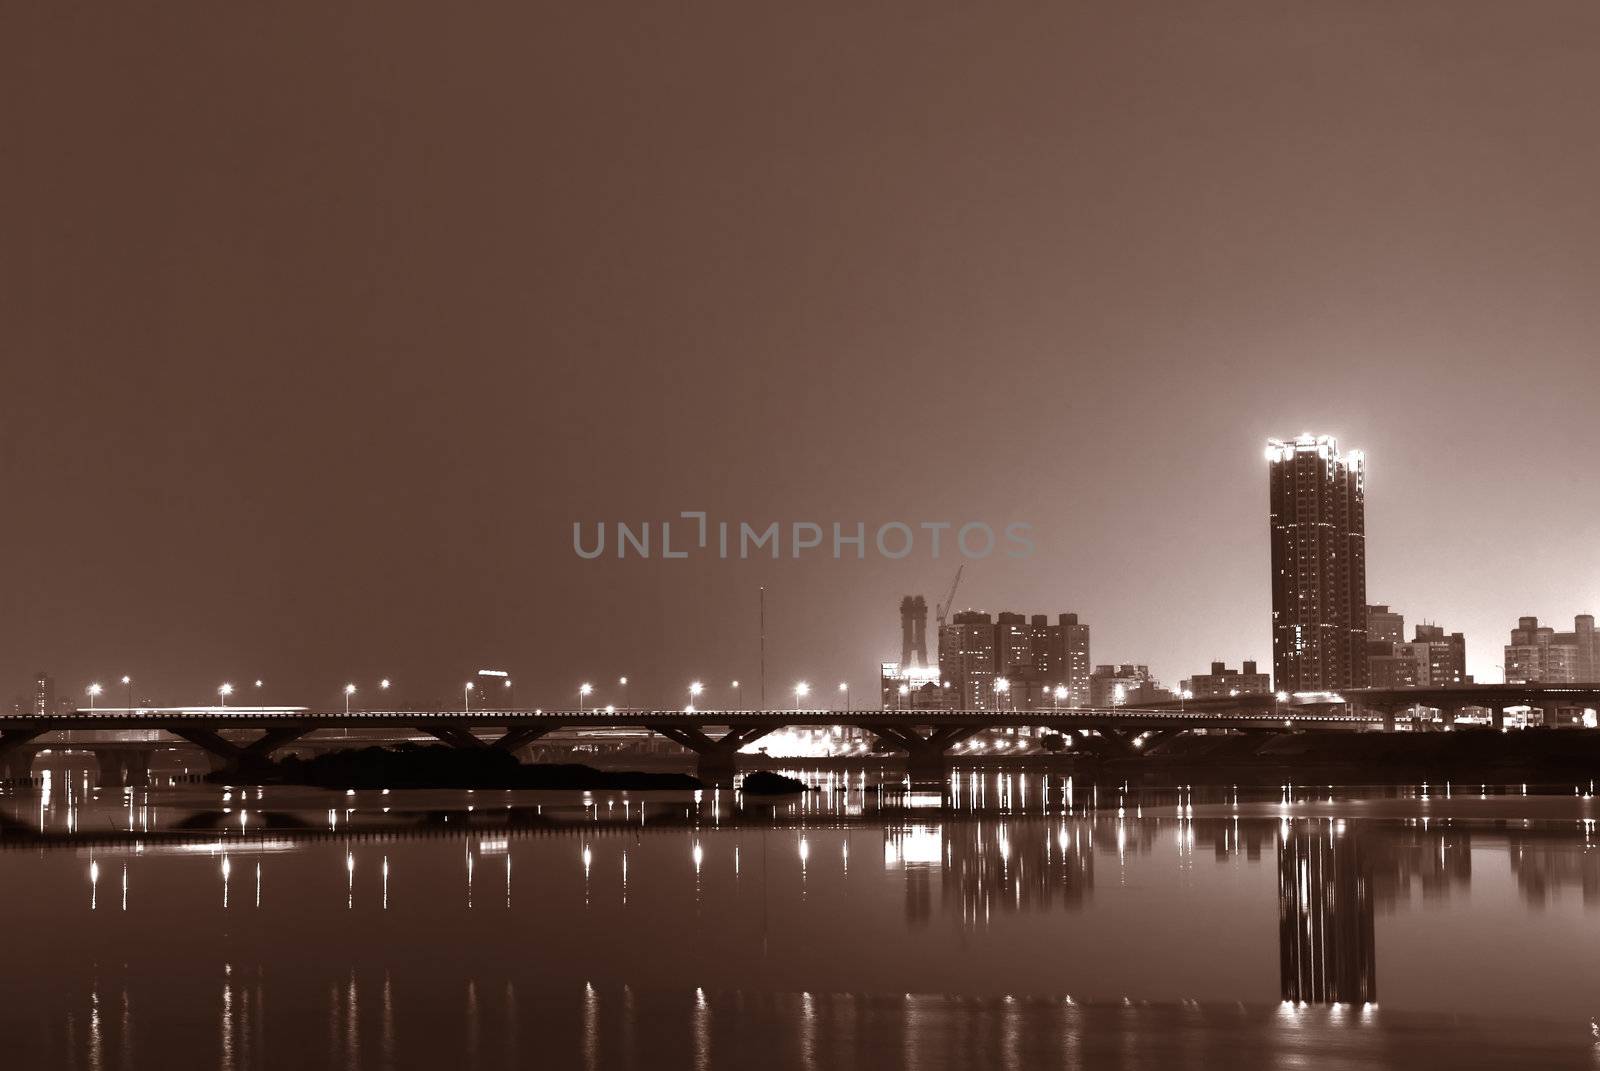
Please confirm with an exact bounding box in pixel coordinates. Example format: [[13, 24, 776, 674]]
[[87, 683, 103, 711], [794, 681, 809, 711], [618, 676, 628, 710], [121, 675, 132, 713], [838, 681, 849, 711], [897, 683, 909, 710], [578, 682, 592, 713], [688, 681, 703, 713], [344, 683, 356, 715], [219, 683, 233, 708], [1053, 684, 1067, 712], [731, 680, 741, 710], [254, 680, 264, 710], [994, 677, 1010, 712], [465, 681, 475, 714]]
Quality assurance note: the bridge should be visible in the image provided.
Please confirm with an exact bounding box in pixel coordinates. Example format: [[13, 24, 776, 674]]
[[4, 682, 1595, 785], [0, 700, 1369, 785]]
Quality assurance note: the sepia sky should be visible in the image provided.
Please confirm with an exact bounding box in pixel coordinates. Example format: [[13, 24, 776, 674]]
[[5, 1, 1598, 707]]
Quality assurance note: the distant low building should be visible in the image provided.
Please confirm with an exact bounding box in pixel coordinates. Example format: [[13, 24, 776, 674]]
[[937, 609, 1090, 710], [1366, 605, 1405, 646], [1505, 615, 1599, 684], [1181, 661, 1271, 700], [1364, 608, 1470, 688], [1402, 624, 1470, 686], [1089, 664, 1174, 708], [879, 661, 947, 710]]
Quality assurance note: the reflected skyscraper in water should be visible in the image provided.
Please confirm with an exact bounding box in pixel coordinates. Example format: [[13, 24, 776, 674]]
[[1279, 821, 1377, 1004]]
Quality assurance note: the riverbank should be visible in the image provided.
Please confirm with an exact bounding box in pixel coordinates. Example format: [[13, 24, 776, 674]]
[[1106, 727, 1600, 785]]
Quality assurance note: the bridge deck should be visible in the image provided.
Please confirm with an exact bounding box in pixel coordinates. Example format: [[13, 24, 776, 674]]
[[4, 706, 1375, 731]]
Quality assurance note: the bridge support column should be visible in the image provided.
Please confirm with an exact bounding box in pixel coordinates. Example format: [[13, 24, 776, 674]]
[[859, 725, 980, 783], [166, 725, 314, 774], [491, 725, 559, 758], [1489, 704, 1505, 730], [646, 724, 779, 787], [92, 748, 153, 788], [0, 730, 46, 782]]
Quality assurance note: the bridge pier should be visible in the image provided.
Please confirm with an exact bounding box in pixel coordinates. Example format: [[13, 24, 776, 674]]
[[91, 748, 153, 788], [646, 724, 778, 787], [0, 730, 47, 782], [860, 725, 980, 782], [167, 725, 315, 774]]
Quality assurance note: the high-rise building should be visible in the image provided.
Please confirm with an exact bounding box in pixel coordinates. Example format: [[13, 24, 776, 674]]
[[937, 609, 1090, 710], [32, 672, 55, 717], [940, 611, 999, 709], [1267, 435, 1368, 692], [1504, 615, 1599, 684], [1181, 661, 1271, 701]]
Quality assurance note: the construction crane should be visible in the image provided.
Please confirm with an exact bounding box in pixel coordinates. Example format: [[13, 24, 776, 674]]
[[935, 563, 965, 630]]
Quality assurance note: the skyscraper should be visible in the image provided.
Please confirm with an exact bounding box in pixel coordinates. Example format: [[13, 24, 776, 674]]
[[1267, 434, 1368, 692]]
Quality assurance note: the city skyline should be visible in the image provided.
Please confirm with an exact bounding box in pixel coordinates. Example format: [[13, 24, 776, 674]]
[[10, 428, 1596, 709]]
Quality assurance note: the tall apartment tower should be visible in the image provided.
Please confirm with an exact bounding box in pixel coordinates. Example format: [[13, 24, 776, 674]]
[[1267, 435, 1369, 692]]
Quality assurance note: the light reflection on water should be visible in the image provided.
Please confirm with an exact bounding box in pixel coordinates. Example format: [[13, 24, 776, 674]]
[[1, 763, 1598, 1069]]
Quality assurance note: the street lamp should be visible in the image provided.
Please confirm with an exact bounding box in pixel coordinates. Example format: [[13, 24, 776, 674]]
[[838, 681, 849, 711], [120, 675, 132, 713], [994, 677, 1010, 711], [87, 683, 103, 711], [794, 681, 809, 711], [254, 680, 264, 709], [731, 680, 741, 709], [618, 676, 628, 710], [1053, 684, 1067, 712], [689, 681, 703, 712], [219, 682, 234, 707], [465, 681, 475, 714], [344, 683, 356, 714], [579, 682, 592, 713], [897, 683, 909, 710]]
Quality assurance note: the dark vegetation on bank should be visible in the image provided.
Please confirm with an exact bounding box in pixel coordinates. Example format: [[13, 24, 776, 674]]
[[210, 745, 703, 790], [1108, 728, 1600, 783], [740, 770, 809, 794]]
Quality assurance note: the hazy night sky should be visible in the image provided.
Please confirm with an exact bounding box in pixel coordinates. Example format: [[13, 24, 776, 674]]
[[5, 2, 1598, 708]]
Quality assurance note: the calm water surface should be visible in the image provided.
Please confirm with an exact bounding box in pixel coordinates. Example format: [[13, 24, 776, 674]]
[[2, 759, 1597, 1069]]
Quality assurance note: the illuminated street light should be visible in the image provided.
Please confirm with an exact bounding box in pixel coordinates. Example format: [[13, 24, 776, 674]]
[[794, 681, 809, 711], [994, 677, 1011, 712], [1053, 684, 1068, 712], [838, 681, 849, 711], [219, 682, 234, 707], [619, 676, 629, 709], [121, 675, 133, 713], [579, 682, 592, 713], [344, 683, 356, 715], [87, 682, 103, 711], [465, 681, 475, 714]]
